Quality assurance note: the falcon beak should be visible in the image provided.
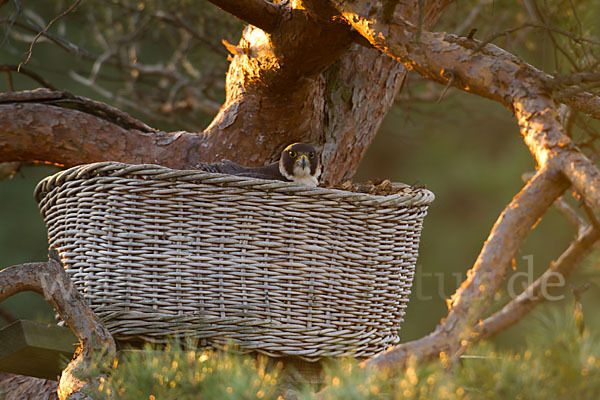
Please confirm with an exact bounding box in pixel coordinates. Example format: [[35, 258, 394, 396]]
[[298, 154, 309, 169]]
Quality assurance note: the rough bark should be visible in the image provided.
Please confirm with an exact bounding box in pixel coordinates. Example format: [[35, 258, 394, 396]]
[[0, 260, 116, 400], [0, 100, 204, 169]]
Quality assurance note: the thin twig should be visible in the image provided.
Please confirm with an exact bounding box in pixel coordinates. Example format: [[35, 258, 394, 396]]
[[0, 18, 93, 58], [529, 0, 578, 71], [581, 200, 600, 231], [19, 0, 83, 68], [555, 197, 588, 236], [437, 71, 454, 102]]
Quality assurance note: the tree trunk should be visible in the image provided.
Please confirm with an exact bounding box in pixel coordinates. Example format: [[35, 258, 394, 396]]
[[0, 0, 451, 186]]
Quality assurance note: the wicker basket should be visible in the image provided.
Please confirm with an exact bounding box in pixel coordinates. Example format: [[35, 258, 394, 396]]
[[34, 162, 434, 361]]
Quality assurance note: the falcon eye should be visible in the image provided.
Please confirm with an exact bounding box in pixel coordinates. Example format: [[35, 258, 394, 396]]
[[309, 152, 315, 159], [288, 150, 297, 158]]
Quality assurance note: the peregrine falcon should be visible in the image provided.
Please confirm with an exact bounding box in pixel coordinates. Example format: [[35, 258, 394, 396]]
[[199, 143, 321, 187]]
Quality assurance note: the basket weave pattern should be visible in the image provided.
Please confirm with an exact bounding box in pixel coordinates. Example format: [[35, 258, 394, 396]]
[[35, 162, 434, 360]]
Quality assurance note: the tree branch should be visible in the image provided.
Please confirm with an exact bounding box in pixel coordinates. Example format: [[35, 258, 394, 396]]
[[204, 0, 282, 33], [0, 101, 208, 168], [330, 0, 600, 209], [477, 225, 600, 340], [0, 259, 116, 400], [362, 167, 569, 369]]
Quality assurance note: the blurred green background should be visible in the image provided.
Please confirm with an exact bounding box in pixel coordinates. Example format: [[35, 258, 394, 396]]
[[1, 0, 600, 353]]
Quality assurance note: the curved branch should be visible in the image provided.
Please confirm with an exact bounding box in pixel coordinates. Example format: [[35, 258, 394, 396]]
[[477, 225, 600, 340], [363, 167, 569, 369], [0, 260, 115, 400]]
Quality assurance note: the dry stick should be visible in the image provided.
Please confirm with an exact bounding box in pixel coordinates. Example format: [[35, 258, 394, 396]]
[[556, 90, 600, 120], [474, 22, 600, 53], [477, 225, 600, 340], [0, 260, 116, 400]]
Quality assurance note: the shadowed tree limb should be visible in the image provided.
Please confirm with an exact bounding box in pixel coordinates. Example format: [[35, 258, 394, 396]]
[[0, 260, 116, 400], [0, 88, 156, 132], [0, 101, 205, 169], [204, 0, 282, 33]]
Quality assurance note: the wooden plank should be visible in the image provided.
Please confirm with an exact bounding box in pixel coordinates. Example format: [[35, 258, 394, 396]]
[[0, 320, 78, 380]]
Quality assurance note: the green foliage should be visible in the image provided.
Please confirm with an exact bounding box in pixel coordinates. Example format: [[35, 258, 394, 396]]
[[84, 341, 282, 400], [83, 311, 600, 399]]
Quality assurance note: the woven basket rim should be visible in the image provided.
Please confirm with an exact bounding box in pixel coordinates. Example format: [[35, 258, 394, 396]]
[[34, 161, 435, 207]]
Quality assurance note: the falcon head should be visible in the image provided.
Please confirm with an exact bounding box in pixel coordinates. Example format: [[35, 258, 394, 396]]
[[279, 143, 321, 187]]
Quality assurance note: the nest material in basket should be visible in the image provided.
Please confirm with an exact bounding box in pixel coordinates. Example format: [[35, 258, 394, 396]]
[[330, 179, 426, 196]]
